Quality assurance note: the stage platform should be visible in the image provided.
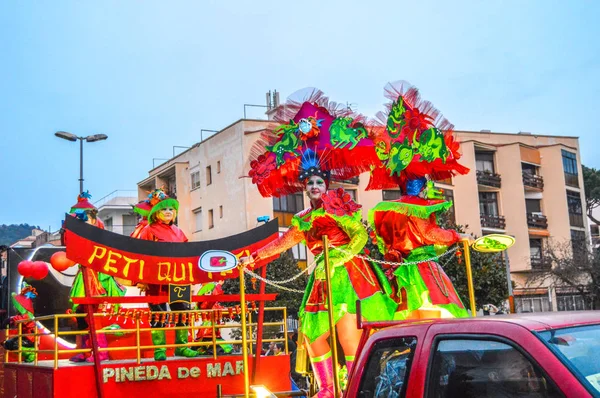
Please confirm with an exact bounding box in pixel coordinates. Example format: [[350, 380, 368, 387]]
[[4, 354, 291, 398]]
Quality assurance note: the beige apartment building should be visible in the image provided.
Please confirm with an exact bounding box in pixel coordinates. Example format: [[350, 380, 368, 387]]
[[138, 121, 588, 313]]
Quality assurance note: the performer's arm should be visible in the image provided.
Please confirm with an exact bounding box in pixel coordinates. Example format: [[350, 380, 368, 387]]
[[414, 217, 460, 247], [251, 226, 304, 263]]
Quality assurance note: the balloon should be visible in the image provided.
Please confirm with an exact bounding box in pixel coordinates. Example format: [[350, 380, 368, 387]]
[[17, 260, 34, 277], [31, 261, 49, 280], [50, 251, 76, 272]]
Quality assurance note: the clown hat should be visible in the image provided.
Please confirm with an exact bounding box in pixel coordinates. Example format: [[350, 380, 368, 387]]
[[146, 189, 179, 224], [11, 284, 37, 314], [69, 191, 96, 213], [248, 89, 377, 198], [133, 200, 153, 218]]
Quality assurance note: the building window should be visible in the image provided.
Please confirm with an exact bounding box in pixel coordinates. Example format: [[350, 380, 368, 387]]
[[208, 209, 214, 229], [346, 189, 357, 201], [479, 192, 499, 216], [217, 161, 221, 174], [525, 199, 542, 214], [557, 294, 588, 311], [104, 217, 113, 232], [522, 162, 538, 175], [194, 208, 202, 232], [206, 166, 212, 185], [291, 243, 307, 261], [191, 171, 200, 190], [591, 224, 599, 236], [515, 294, 552, 313], [562, 149, 579, 187], [570, 229, 587, 256], [442, 188, 455, 224], [273, 194, 304, 213], [382, 189, 402, 201], [529, 238, 543, 268], [219, 205, 223, 219], [475, 151, 495, 173], [567, 190, 583, 227]]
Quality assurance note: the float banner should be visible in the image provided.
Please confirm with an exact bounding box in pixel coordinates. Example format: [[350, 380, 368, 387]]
[[63, 215, 280, 285]]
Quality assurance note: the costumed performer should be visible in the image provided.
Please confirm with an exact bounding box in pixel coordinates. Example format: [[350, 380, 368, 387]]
[[136, 189, 199, 360], [366, 81, 470, 319], [68, 191, 126, 362], [2, 283, 38, 363], [242, 93, 396, 397]]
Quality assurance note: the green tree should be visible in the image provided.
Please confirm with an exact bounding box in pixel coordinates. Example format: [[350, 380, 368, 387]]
[[438, 216, 510, 311], [583, 165, 600, 225]]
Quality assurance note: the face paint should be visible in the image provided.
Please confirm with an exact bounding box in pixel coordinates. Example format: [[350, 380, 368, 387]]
[[157, 207, 176, 224], [306, 175, 326, 202]]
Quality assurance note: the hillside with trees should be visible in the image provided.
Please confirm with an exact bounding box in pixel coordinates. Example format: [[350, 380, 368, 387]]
[[0, 224, 40, 246]]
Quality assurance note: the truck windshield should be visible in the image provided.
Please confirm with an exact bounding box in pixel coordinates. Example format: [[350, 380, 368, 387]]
[[539, 324, 600, 395]]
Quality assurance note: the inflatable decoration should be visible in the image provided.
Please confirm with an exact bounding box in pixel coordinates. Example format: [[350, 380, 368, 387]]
[[50, 251, 76, 272]]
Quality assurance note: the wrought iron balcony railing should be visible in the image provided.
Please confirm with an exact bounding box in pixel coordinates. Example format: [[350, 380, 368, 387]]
[[476, 170, 502, 188], [530, 255, 551, 270], [522, 173, 544, 190], [480, 213, 506, 229], [527, 213, 548, 229]]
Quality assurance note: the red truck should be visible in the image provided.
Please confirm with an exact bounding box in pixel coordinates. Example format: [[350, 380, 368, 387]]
[[345, 311, 600, 397]]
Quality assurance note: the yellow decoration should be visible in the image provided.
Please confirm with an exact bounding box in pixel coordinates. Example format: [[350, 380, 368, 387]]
[[472, 234, 515, 253]]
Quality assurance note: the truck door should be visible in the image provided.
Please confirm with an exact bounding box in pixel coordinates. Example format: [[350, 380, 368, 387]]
[[419, 322, 590, 398]]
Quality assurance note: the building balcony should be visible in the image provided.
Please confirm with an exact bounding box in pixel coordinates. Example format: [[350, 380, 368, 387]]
[[530, 256, 551, 270], [522, 173, 544, 190], [527, 213, 548, 229], [476, 170, 502, 188], [480, 213, 506, 229]]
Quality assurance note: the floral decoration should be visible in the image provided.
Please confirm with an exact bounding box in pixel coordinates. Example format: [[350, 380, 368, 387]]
[[249, 154, 277, 185], [321, 188, 361, 217]]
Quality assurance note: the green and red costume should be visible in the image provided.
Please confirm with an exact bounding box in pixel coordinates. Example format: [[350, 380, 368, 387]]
[[253, 189, 396, 343], [369, 195, 468, 319]]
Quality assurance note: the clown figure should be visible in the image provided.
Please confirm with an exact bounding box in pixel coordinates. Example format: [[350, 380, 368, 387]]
[[136, 190, 199, 360]]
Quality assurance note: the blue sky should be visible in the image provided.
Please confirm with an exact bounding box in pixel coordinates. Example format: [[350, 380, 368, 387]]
[[1, 1, 599, 231]]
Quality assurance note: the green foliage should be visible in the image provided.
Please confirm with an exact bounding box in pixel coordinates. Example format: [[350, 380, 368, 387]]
[[0, 224, 40, 246], [437, 216, 510, 310], [583, 165, 600, 224], [222, 251, 308, 322]]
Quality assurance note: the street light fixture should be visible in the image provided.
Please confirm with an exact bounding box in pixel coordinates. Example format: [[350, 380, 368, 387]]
[[54, 131, 108, 193]]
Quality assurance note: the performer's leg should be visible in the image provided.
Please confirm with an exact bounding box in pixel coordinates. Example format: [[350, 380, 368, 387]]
[[336, 313, 362, 362], [150, 303, 168, 361], [70, 305, 90, 362], [170, 302, 199, 358], [306, 334, 334, 398]]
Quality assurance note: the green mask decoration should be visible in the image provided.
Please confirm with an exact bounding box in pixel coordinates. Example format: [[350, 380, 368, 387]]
[[329, 117, 367, 150], [386, 97, 406, 139], [266, 119, 302, 167], [386, 139, 414, 176], [413, 128, 448, 162]]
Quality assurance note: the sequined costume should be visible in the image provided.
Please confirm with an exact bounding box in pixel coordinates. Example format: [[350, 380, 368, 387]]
[[369, 194, 468, 318], [253, 197, 396, 343]]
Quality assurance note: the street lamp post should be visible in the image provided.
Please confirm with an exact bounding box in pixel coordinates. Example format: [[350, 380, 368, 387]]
[[55, 131, 108, 193]]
